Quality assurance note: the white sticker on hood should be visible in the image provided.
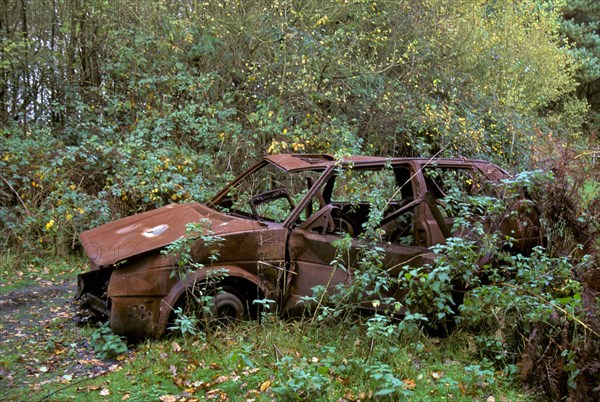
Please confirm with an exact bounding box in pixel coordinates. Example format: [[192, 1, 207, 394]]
[[143, 224, 169, 237]]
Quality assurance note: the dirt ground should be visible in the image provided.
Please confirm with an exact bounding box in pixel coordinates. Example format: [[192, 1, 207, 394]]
[[0, 281, 118, 399]]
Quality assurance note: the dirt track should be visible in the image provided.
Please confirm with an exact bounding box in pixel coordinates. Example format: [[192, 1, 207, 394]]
[[0, 281, 118, 399]]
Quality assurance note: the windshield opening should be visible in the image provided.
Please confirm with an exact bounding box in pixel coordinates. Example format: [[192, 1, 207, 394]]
[[212, 162, 323, 223]]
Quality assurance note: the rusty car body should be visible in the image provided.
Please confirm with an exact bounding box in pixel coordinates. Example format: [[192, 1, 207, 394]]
[[77, 154, 540, 339]]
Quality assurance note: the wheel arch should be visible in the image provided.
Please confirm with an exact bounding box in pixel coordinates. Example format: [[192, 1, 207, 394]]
[[155, 266, 267, 337]]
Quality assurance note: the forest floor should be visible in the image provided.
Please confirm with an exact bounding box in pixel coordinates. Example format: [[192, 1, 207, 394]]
[[0, 272, 532, 401], [0, 280, 122, 400]]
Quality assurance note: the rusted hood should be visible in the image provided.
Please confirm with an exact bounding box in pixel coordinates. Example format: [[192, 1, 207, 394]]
[[80, 203, 265, 267]]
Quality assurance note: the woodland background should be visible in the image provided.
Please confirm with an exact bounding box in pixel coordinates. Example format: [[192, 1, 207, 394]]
[[1, 0, 598, 254]]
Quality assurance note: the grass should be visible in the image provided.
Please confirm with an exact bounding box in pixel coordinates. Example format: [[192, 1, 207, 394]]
[[0, 250, 87, 293], [11, 318, 532, 401], [0, 252, 537, 401]]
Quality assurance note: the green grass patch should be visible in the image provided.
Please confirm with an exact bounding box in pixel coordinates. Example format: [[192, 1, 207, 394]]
[[0, 250, 87, 293], [27, 320, 533, 401]]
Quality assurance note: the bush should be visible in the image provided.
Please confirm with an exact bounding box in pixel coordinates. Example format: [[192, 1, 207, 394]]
[[0, 125, 226, 258]]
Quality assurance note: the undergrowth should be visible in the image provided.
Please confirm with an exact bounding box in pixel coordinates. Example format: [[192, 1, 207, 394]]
[[297, 156, 599, 401], [33, 320, 532, 401]]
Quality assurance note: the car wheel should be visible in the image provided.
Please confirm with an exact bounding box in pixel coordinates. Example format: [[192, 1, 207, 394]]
[[210, 290, 246, 324]]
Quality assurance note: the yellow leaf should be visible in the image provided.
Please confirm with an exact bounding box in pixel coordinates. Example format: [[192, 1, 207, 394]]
[[403, 378, 417, 389], [260, 380, 271, 392]]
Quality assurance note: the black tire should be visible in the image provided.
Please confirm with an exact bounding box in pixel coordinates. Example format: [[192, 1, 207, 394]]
[[209, 290, 246, 324]]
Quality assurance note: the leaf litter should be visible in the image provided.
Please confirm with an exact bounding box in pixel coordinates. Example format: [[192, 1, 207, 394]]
[[0, 280, 127, 399]]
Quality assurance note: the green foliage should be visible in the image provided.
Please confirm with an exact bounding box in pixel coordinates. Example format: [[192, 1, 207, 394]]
[[90, 322, 129, 360], [168, 307, 199, 338], [162, 219, 224, 275], [0, 126, 222, 256], [227, 344, 255, 370], [560, 0, 600, 133], [2, 0, 594, 254], [272, 355, 331, 400]]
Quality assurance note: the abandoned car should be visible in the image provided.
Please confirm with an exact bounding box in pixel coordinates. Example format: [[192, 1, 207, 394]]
[[77, 154, 540, 339]]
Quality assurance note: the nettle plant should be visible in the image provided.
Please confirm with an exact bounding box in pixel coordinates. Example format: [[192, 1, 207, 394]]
[[306, 167, 590, 350], [438, 171, 597, 397], [161, 219, 227, 338], [90, 322, 128, 360]]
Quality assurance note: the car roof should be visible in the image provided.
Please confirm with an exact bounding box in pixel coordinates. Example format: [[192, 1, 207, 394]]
[[265, 154, 499, 173]]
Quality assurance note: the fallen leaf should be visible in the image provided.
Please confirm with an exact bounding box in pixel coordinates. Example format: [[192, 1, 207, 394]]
[[242, 367, 260, 376], [259, 380, 271, 392], [403, 378, 417, 390], [99, 388, 110, 396], [169, 365, 177, 377], [174, 376, 187, 387], [159, 395, 176, 402], [206, 389, 228, 400], [109, 364, 122, 372], [213, 375, 229, 384], [78, 359, 103, 365], [122, 394, 130, 401], [172, 341, 181, 352], [430, 371, 444, 379]]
